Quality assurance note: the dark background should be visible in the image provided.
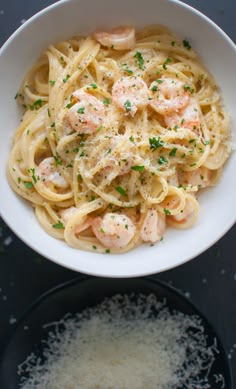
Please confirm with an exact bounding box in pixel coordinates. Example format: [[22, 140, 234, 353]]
[[0, 0, 235, 385]]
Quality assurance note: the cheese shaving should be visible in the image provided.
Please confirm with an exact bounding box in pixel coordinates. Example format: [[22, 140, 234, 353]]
[[18, 294, 223, 389]]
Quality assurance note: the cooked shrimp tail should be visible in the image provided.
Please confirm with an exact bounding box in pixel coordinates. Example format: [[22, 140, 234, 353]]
[[93, 26, 136, 50]]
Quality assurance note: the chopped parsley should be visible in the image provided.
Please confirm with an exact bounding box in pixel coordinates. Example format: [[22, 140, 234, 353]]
[[90, 83, 98, 89], [183, 39, 192, 50], [122, 64, 134, 75], [184, 85, 194, 94], [131, 165, 145, 172], [158, 156, 168, 165], [52, 220, 64, 229], [124, 68, 133, 75], [29, 99, 43, 111], [124, 100, 132, 112], [115, 186, 127, 196], [103, 98, 110, 106], [163, 58, 172, 70], [24, 181, 33, 189], [49, 80, 55, 86], [149, 137, 164, 150], [60, 56, 66, 65], [53, 152, 63, 166], [164, 208, 171, 215], [169, 147, 178, 157], [134, 51, 144, 70], [28, 168, 38, 184], [63, 74, 70, 83], [151, 85, 158, 92], [77, 107, 85, 114], [171, 41, 176, 47], [129, 135, 135, 143]]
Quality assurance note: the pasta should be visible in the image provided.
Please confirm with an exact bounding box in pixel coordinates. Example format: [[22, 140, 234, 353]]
[[8, 25, 231, 253]]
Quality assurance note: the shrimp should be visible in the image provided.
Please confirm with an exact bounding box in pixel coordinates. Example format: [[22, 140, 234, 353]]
[[112, 76, 149, 116], [92, 213, 136, 249], [93, 25, 136, 50], [37, 157, 68, 189], [165, 98, 201, 135], [67, 90, 105, 134], [141, 209, 166, 243], [168, 194, 199, 228], [149, 78, 190, 115], [60, 206, 92, 234], [178, 167, 212, 189]]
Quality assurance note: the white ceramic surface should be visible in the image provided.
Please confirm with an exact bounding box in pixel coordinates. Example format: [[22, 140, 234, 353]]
[[0, 0, 235, 277]]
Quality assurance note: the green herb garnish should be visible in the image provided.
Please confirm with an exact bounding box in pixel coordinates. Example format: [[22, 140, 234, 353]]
[[163, 58, 172, 70], [24, 181, 33, 189], [115, 186, 127, 196], [29, 99, 43, 111], [124, 100, 132, 112], [184, 85, 194, 94], [134, 51, 144, 69], [169, 147, 177, 157], [53, 152, 63, 166], [77, 107, 85, 114], [103, 98, 110, 106], [28, 168, 37, 184], [183, 39, 192, 50], [63, 74, 70, 83], [149, 137, 164, 150], [52, 220, 64, 229], [158, 156, 168, 165], [151, 85, 158, 92], [131, 165, 145, 172]]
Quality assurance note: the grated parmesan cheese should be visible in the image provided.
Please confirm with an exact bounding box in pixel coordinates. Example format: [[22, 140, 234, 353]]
[[18, 294, 221, 389]]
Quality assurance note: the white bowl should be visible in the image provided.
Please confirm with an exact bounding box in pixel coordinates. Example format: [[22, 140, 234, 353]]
[[0, 0, 235, 277]]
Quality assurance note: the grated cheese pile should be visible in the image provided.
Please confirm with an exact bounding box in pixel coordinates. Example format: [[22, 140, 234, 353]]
[[18, 293, 220, 389]]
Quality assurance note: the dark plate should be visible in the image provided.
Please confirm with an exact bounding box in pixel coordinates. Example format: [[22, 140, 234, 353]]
[[0, 276, 232, 388]]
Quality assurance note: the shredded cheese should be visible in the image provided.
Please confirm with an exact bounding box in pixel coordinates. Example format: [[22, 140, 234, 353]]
[[18, 294, 222, 388]]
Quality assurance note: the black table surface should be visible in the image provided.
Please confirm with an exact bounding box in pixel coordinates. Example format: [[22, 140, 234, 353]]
[[0, 0, 235, 386]]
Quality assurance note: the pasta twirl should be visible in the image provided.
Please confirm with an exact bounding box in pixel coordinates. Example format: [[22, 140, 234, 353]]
[[8, 25, 231, 253]]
